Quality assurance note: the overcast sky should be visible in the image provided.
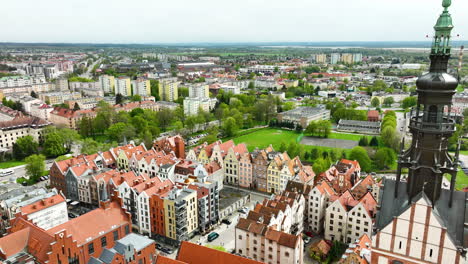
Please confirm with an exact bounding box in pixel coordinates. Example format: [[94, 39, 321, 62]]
[[1, 0, 467, 43]]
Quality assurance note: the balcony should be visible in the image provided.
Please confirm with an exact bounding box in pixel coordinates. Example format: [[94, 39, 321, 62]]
[[409, 116, 455, 133]]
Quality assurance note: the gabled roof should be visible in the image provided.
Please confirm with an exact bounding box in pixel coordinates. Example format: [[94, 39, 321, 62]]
[[156, 256, 187, 264], [20, 194, 65, 215], [46, 201, 130, 246], [177, 241, 264, 264]]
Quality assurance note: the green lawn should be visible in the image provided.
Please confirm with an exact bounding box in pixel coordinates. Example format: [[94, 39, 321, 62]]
[[231, 128, 351, 157], [0, 160, 26, 169], [445, 168, 468, 190], [232, 128, 299, 151]]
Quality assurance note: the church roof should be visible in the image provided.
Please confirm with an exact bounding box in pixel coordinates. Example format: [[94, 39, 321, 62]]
[[375, 178, 468, 248]]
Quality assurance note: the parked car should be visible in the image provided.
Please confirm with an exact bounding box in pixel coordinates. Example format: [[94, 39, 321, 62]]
[[156, 244, 163, 250], [207, 232, 219, 242], [68, 213, 77, 218], [303, 236, 311, 244], [0, 169, 14, 176], [222, 219, 232, 225], [161, 247, 173, 254]]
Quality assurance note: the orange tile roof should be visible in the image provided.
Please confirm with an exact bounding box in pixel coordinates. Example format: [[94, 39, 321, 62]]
[[156, 256, 187, 264], [46, 201, 130, 246], [177, 241, 264, 264], [20, 194, 66, 215], [0, 228, 30, 259]]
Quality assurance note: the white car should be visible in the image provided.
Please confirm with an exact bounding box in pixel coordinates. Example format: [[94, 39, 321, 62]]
[[0, 169, 14, 176]]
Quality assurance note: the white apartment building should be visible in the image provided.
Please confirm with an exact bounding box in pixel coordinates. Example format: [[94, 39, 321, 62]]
[[56, 78, 69, 91], [131, 78, 151, 96], [99, 75, 115, 93], [324, 191, 376, 244], [236, 219, 303, 264], [306, 181, 336, 233], [188, 83, 209, 98], [220, 85, 240, 95], [115, 77, 132, 96], [183, 97, 217, 116], [0, 75, 46, 88]]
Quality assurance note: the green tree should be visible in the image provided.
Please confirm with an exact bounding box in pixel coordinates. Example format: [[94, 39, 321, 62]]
[[371, 97, 381, 108], [358, 137, 369, 146], [43, 132, 67, 157], [106, 123, 136, 142], [57, 128, 80, 152], [401, 96, 417, 109], [156, 108, 174, 131], [369, 136, 379, 146], [222, 117, 239, 137], [116, 93, 124, 104], [374, 147, 397, 170], [348, 146, 372, 172], [383, 97, 395, 107], [73, 102, 80, 111], [25, 154, 46, 182], [279, 142, 287, 153], [313, 158, 331, 174], [131, 94, 142, 102], [13, 136, 39, 160]]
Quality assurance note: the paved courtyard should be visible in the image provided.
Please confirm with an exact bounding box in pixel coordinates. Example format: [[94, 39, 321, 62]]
[[300, 136, 358, 149]]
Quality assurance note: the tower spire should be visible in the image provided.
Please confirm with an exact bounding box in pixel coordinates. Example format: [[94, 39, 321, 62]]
[[430, 0, 454, 64]]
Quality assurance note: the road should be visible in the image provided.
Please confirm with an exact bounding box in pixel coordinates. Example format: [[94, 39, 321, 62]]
[[80, 58, 102, 79], [0, 159, 54, 187]]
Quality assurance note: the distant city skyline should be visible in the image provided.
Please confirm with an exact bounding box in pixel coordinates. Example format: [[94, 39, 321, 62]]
[[1, 0, 467, 43]]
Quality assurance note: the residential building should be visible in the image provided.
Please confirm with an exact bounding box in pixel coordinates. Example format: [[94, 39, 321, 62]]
[[235, 218, 304, 264], [324, 190, 376, 244], [321, 159, 361, 195], [238, 153, 253, 188], [39, 91, 82, 104], [162, 187, 198, 243], [17, 193, 68, 230], [188, 83, 209, 98], [303, 180, 335, 233], [159, 78, 179, 102], [0, 75, 46, 88], [183, 97, 217, 116], [367, 110, 380, 122], [223, 143, 248, 185], [153, 135, 186, 159], [49, 107, 97, 129], [341, 53, 354, 64], [277, 106, 331, 128], [338, 234, 371, 264], [131, 78, 151, 96], [29, 103, 53, 120], [115, 77, 132, 96], [99, 75, 116, 94], [315, 54, 327, 64], [56, 78, 69, 91], [251, 147, 272, 192], [88, 233, 156, 264], [69, 81, 101, 91], [330, 53, 341, 64], [352, 53, 363, 63], [0, 196, 132, 264], [267, 152, 290, 193], [220, 84, 240, 95], [0, 109, 49, 149]]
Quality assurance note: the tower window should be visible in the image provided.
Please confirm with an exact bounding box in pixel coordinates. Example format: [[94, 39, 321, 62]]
[[428, 105, 438, 123]]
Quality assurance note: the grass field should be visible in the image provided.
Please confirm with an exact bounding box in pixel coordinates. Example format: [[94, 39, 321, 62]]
[[231, 128, 353, 157], [0, 160, 26, 169], [445, 169, 468, 190]]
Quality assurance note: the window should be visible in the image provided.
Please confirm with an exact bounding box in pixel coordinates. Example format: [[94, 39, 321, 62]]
[[239, 235, 242, 240], [125, 225, 130, 234], [429, 249, 433, 257], [285, 252, 289, 257], [113, 231, 119, 241], [101, 236, 107, 247], [88, 243, 94, 254], [399, 241, 402, 250]]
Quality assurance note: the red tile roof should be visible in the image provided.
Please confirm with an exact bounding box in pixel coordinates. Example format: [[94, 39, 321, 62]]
[[177, 241, 264, 264], [20, 194, 66, 215], [156, 256, 187, 264], [46, 201, 130, 246]]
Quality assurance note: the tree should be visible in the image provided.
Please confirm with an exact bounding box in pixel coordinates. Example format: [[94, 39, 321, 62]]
[[116, 93, 124, 104], [150, 80, 160, 100], [374, 148, 397, 170], [371, 97, 381, 108], [401, 96, 417, 109], [57, 128, 80, 152], [358, 137, 369, 146], [313, 158, 330, 174], [383, 97, 395, 107], [348, 146, 372, 172], [222, 117, 239, 137], [43, 132, 67, 157], [13, 136, 39, 160], [25, 154, 45, 182], [131, 94, 142, 102], [106, 123, 136, 142], [279, 142, 287, 152], [369, 136, 379, 146], [142, 129, 153, 150], [156, 108, 174, 131], [73, 102, 80, 111], [30, 91, 38, 98]]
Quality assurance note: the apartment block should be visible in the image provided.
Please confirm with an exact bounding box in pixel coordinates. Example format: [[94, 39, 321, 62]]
[[163, 187, 198, 242], [39, 91, 82, 105], [131, 78, 151, 96], [159, 78, 179, 102], [55, 78, 69, 91], [115, 77, 132, 96], [183, 97, 217, 116], [188, 83, 209, 98], [99, 75, 115, 93]]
